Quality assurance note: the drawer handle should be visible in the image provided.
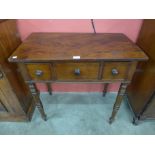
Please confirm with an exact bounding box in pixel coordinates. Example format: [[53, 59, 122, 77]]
[[0, 71, 3, 79], [35, 70, 43, 76], [111, 68, 119, 75], [74, 68, 80, 75]]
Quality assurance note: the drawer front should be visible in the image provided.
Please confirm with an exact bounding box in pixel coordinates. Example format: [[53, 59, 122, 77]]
[[55, 62, 99, 80], [26, 64, 52, 81], [102, 62, 130, 80]]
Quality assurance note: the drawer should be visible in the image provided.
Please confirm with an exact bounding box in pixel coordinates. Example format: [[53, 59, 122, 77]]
[[55, 62, 99, 80], [26, 64, 52, 81], [102, 62, 130, 80]]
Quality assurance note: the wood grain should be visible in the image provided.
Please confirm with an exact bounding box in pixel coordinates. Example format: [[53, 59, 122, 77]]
[[9, 33, 148, 62], [55, 62, 99, 80], [127, 19, 155, 122], [0, 20, 21, 61], [26, 63, 52, 81], [0, 20, 35, 121], [102, 62, 130, 80], [0, 67, 25, 115], [8, 32, 148, 123]]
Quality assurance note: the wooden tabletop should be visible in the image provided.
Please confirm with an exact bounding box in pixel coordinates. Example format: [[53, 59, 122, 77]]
[[0, 19, 8, 23], [9, 33, 148, 62]]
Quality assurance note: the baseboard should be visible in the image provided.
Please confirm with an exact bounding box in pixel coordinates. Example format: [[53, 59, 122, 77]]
[[0, 113, 29, 122], [40, 92, 118, 94]]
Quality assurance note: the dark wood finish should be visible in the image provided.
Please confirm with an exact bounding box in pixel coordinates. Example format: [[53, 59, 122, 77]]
[[47, 83, 52, 95], [0, 68, 24, 115], [21, 61, 137, 83], [103, 83, 109, 96], [103, 62, 132, 80], [0, 20, 21, 60], [0, 19, 7, 23], [127, 20, 155, 124], [9, 33, 147, 62], [142, 93, 155, 118], [28, 83, 47, 120], [55, 62, 99, 80], [26, 63, 52, 81], [0, 20, 35, 121], [109, 83, 128, 123], [8, 33, 148, 123]]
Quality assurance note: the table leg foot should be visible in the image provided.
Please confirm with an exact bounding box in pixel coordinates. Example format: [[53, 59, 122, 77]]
[[109, 83, 128, 124], [109, 117, 114, 124], [132, 117, 139, 125], [29, 83, 47, 121], [103, 83, 109, 97], [35, 100, 47, 121], [47, 83, 52, 95], [43, 114, 47, 121]]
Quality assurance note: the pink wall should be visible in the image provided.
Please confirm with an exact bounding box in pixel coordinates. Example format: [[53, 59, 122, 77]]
[[17, 19, 143, 92]]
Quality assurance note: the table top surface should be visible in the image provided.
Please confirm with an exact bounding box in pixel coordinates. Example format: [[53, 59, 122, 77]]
[[9, 33, 148, 62]]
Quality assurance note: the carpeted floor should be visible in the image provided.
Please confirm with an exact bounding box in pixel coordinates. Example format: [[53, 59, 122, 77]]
[[0, 92, 155, 135]]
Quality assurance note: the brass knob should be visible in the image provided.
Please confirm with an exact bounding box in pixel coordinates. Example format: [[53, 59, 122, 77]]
[[74, 68, 80, 75], [0, 71, 3, 79], [111, 68, 119, 75], [35, 70, 43, 76]]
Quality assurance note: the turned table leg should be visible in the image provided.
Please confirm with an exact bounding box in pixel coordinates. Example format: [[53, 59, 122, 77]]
[[103, 83, 109, 97], [47, 83, 52, 95], [28, 83, 47, 121], [109, 83, 128, 124]]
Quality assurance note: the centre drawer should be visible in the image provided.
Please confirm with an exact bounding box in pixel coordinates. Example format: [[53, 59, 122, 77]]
[[55, 62, 99, 80]]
